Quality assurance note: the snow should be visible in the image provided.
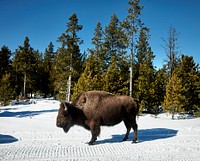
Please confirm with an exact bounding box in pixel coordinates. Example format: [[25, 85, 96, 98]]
[[0, 99, 200, 161]]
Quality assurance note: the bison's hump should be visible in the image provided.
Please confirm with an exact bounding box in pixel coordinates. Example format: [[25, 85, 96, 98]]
[[72, 91, 113, 110]]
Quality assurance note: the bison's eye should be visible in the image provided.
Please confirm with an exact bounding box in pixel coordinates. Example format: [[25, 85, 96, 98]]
[[64, 112, 69, 117]]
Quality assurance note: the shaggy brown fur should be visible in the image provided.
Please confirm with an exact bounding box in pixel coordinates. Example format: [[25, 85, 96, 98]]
[[56, 90, 139, 145]]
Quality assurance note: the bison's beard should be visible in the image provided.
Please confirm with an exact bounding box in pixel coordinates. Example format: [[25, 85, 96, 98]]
[[63, 124, 72, 133]]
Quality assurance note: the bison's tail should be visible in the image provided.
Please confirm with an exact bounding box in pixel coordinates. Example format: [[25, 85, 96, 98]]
[[135, 99, 140, 117]]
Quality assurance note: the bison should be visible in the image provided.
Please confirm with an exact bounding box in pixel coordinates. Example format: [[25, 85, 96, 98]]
[[56, 90, 139, 145]]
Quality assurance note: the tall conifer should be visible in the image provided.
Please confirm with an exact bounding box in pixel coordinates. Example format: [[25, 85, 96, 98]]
[[12, 37, 36, 97], [122, 0, 143, 97], [163, 55, 200, 117], [134, 27, 155, 112], [0, 46, 11, 79], [56, 13, 83, 101]]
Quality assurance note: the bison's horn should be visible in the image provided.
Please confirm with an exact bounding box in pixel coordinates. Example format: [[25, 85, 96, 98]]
[[63, 102, 68, 111]]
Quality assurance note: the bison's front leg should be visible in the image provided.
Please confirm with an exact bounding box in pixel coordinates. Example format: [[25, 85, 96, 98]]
[[88, 121, 100, 145]]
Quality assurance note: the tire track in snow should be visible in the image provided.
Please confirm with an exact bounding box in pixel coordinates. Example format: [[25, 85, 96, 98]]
[[0, 131, 134, 160], [1, 127, 200, 161]]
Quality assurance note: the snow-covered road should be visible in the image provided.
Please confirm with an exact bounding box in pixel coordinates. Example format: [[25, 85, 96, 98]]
[[0, 100, 200, 161]]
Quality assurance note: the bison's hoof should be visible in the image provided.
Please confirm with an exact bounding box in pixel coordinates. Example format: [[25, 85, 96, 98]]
[[88, 141, 95, 145], [122, 138, 128, 141]]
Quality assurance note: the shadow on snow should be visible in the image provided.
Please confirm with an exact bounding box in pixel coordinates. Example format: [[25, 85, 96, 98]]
[[96, 128, 178, 144], [0, 109, 57, 118], [0, 134, 18, 144]]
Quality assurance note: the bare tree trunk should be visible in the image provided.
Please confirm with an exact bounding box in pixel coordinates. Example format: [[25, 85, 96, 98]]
[[67, 74, 71, 102], [129, 21, 134, 98], [24, 73, 26, 98], [130, 53, 133, 97], [163, 26, 179, 78], [67, 52, 72, 102]]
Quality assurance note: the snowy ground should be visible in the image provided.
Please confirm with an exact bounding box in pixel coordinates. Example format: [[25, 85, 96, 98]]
[[0, 99, 200, 161]]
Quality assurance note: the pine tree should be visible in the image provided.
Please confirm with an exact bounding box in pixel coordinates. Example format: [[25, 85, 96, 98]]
[[163, 55, 200, 118], [135, 62, 155, 112], [0, 73, 15, 106], [103, 56, 121, 94], [12, 37, 36, 97], [135, 27, 155, 75], [103, 14, 127, 65], [73, 22, 106, 98], [134, 27, 156, 112], [151, 67, 167, 112], [174, 55, 200, 111], [89, 22, 106, 72], [56, 13, 83, 101], [0, 45, 12, 79], [44, 42, 54, 73], [101, 14, 129, 94], [43, 42, 55, 96], [122, 0, 143, 97], [103, 56, 129, 95], [117, 56, 130, 95], [33, 50, 45, 96], [52, 47, 71, 100], [72, 54, 104, 99], [163, 73, 185, 119]]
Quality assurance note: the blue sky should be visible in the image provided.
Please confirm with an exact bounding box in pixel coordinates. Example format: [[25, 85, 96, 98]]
[[0, 0, 199, 69]]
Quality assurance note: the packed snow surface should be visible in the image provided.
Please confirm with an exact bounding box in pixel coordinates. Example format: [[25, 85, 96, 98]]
[[0, 99, 200, 161]]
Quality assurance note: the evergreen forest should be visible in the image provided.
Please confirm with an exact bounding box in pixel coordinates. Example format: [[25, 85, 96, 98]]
[[0, 0, 199, 116]]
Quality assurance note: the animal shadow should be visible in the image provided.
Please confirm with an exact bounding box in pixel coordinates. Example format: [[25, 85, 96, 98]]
[[0, 109, 57, 118], [96, 128, 178, 144], [0, 134, 18, 144]]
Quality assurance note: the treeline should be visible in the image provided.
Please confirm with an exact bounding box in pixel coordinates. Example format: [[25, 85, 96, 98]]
[[0, 0, 199, 116]]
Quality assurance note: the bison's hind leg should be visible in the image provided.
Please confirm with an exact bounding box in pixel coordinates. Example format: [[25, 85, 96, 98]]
[[124, 118, 138, 143], [131, 118, 138, 143], [123, 120, 131, 141], [132, 123, 138, 143]]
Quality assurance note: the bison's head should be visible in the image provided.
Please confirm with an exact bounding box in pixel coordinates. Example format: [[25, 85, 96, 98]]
[[56, 102, 73, 133]]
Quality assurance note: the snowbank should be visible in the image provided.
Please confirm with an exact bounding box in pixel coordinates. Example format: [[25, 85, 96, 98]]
[[0, 99, 200, 160]]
